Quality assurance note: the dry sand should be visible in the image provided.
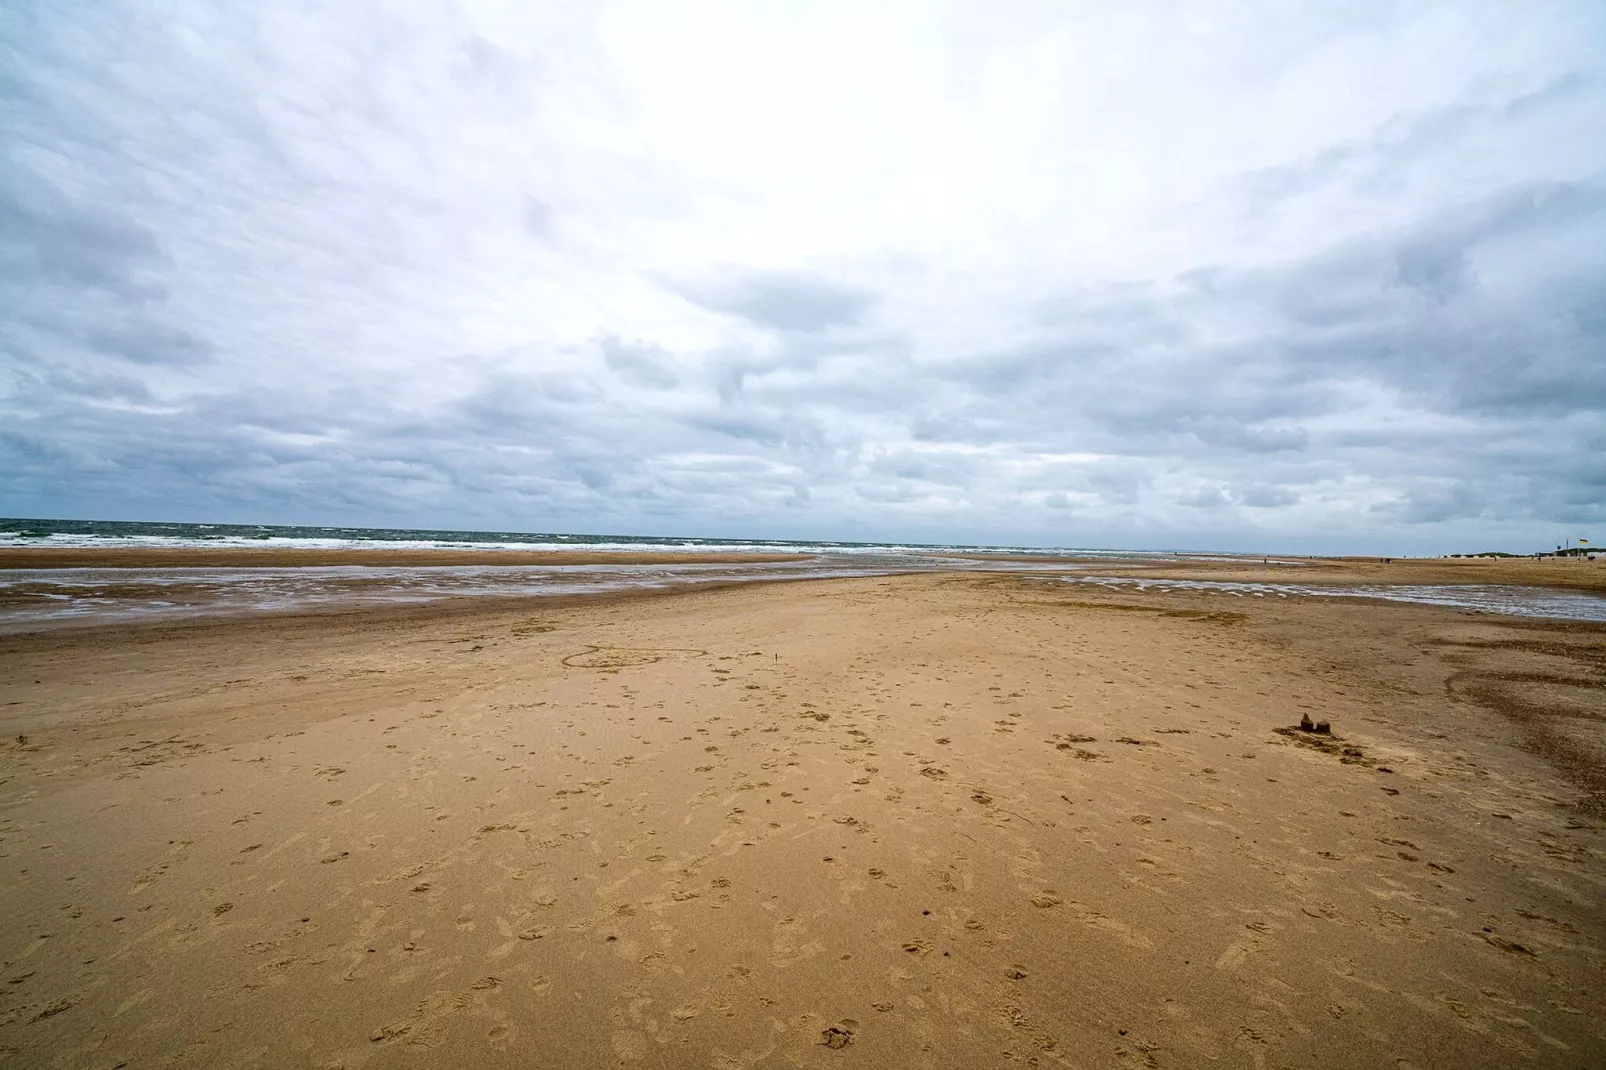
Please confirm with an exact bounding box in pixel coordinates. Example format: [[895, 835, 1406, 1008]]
[[1, 570, 1603, 1067]]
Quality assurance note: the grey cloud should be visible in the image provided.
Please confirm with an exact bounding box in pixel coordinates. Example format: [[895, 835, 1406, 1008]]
[[691, 414, 785, 447], [1370, 482, 1491, 524], [1188, 421, 1309, 453], [688, 402, 831, 455], [1254, 181, 1606, 414], [458, 369, 605, 427], [0, 172, 165, 295], [855, 483, 927, 504], [868, 449, 978, 485], [1079, 462, 1154, 506], [45, 366, 155, 404], [909, 411, 1014, 445], [1236, 74, 1602, 208], [1233, 484, 1299, 508], [600, 336, 678, 389], [88, 322, 214, 366], [1176, 484, 1298, 510], [678, 269, 878, 333], [1178, 486, 1231, 509], [1391, 241, 1472, 301], [990, 180, 1606, 437], [0, 430, 63, 464]]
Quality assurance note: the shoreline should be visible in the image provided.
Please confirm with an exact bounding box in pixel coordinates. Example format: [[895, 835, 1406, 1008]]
[[4, 544, 1600, 586], [0, 571, 867, 640], [1075, 553, 1606, 591], [3, 549, 1604, 637], [0, 546, 810, 570]]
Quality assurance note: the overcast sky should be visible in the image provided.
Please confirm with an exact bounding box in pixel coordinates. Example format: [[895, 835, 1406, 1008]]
[[3, 2, 1604, 552]]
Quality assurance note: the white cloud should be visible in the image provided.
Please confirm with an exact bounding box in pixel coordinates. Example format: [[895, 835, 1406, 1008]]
[[3, 0, 1605, 551]]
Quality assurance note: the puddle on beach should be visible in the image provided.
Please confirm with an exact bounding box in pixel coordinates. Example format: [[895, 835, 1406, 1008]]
[[0, 562, 866, 630], [1061, 575, 1606, 623], [0, 555, 1082, 631], [5, 557, 1601, 631]]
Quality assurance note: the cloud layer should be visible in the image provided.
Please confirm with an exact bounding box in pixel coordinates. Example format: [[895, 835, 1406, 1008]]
[[3, 1, 1604, 551]]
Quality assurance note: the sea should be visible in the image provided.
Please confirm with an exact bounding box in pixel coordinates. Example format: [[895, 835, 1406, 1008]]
[[3, 518, 1603, 629], [0, 517, 1165, 630], [0, 518, 1190, 559]]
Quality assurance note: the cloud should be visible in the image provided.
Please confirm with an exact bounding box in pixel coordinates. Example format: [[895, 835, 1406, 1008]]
[[0, 172, 165, 295], [600, 335, 679, 389], [1233, 484, 1300, 509], [676, 269, 878, 333], [1188, 421, 1310, 454], [3, 1, 1605, 552], [1178, 486, 1231, 510], [87, 322, 214, 366]]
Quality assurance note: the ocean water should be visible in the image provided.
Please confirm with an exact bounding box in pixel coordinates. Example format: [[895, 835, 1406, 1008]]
[[0, 517, 1178, 560], [1, 517, 1142, 630], [0, 562, 902, 629], [4, 518, 1602, 629]]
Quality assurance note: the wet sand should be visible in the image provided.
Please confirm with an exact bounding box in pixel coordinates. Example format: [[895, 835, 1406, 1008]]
[[1, 573, 1602, 1067], [1093, 554, 1606, 592], [0, 548, 807, 570]]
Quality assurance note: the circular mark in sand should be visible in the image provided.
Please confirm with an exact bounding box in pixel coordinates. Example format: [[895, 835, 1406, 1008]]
[[561, 646, 705, 669], [610, 1030, 649, 1062]]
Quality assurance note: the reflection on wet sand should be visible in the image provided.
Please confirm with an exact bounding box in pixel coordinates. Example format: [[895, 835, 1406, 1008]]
[[1060, 574, 1606, 622], [0, 556, 1087, 631]]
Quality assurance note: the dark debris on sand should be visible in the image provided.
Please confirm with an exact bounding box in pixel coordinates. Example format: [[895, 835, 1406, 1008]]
[[1274, 719, 1377, 767]]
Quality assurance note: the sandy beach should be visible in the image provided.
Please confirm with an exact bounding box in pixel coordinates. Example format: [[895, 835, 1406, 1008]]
[[2, 565, 1603, 1068]]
